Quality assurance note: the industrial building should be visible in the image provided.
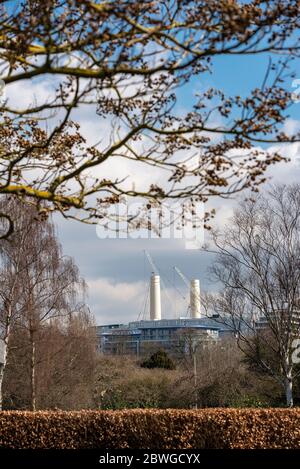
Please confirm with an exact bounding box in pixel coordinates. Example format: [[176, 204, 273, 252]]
[[254, 304, 300, 334], [96, 270, 233, 356]]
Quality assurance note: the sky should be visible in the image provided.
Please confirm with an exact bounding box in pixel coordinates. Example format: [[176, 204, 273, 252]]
[[54, 53, 300, 326], [4, 15, 300, 326]]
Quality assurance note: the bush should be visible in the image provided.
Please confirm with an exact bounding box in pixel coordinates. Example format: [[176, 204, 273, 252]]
[[140, 350, 175, 370], [93, 356, 185, 410], [1, 409, 300, 449], [229, 395, 270, 408]]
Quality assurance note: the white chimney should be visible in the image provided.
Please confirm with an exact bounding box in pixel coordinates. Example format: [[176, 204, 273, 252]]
[[190, 279, 201, 318], [150, 273, 161, 321]]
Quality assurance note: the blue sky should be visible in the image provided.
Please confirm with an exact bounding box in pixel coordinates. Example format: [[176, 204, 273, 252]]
[[54, 49, 300, 325], [3, 2, 300, 325]]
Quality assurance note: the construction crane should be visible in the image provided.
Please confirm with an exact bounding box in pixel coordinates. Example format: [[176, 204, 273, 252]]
[[144, 250, 158, 274], [174, 266, 201, 319], [174, 266, 190, 289], [173, 266, 191, 317], [137, 250, 158, 321]]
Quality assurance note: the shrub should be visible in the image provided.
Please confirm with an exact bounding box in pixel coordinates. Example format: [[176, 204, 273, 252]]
[[0, 409, 300, 449], [229, 395, 270, 408], [140, 350, 176, 370]]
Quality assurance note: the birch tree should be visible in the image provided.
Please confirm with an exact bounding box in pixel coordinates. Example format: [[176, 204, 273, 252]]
[[208, 184, 300, 406], [0, 199, 33, 409], [0, 197, 85, 410]]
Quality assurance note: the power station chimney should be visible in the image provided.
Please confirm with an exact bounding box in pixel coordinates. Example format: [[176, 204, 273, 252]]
[[150, 273, 161, 321], [190, 279, 201, 318]]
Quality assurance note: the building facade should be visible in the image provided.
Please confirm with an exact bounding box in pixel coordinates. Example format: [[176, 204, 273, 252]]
[[96, 317, 233, 356]]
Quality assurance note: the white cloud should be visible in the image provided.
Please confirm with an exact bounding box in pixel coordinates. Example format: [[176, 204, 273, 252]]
[[87, 276, 187, 325], [282, 118, 300, 136], [87, 277, 146, 324], [6, 76, 58, 110]]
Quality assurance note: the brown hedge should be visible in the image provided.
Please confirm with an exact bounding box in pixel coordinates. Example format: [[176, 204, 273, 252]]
[[0, 409, 300, 449]]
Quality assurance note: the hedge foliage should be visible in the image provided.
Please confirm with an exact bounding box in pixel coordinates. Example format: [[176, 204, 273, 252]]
[[0, 409, 300, 449]]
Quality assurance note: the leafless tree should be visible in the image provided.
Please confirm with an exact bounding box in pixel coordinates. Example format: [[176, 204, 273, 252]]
[[0, 1, 299, 235], [0, 197, 86, 410], [3, 308, 97, 410], [207, 184, 300, 406], [33, 309, 97, 410], [0, 198, 35, 409]]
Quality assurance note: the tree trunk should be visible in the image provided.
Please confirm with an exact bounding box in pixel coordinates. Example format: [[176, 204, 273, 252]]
[[0, 340, 7, 410], [285, 373, 293, 407], [0, 365, 3, 410], [0, 362, 5, 410], [0, 304, 12, 411], [29, 331, 36, 411]]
